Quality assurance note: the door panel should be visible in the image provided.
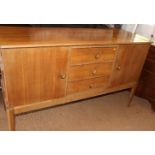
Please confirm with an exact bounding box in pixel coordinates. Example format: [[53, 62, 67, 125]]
[[2, 47, 68, 107], [110, 44, 150, 87]]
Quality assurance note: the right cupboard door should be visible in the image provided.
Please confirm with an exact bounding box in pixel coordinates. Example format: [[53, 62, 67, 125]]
[[109, 44, 150, 88]]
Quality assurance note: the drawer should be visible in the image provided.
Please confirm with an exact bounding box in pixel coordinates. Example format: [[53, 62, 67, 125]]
[[68, 62, 113, 81], [67, 77, 109, 94], [70, 47, 116, 65]]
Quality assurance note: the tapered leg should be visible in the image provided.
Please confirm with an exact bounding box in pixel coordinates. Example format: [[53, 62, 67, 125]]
[[7, 109, 15, 131], [128, 85, 137, 107]]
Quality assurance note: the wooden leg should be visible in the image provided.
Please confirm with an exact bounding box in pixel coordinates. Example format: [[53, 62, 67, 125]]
[[7, 109, 15, 131], [128, 85, 137, 107]]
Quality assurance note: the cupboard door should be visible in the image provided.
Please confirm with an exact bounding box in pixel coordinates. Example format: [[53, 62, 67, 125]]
[[2, 47, 68, 107], [110, 44, 150, 87]]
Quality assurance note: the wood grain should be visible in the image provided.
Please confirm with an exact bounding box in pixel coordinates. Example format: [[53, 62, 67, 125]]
[[109, 44, 150, 87], [70, 47, 116, 65], [0, 27, 150, 130], [67, 76, 109, 94], [68, 62, 113, 81], [7, 108, 15, 131], [2, 47, 68, 107], [14, 82, 136, 115], [0, 26, 150, 48]]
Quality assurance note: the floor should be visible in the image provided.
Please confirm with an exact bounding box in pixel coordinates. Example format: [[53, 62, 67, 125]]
[[0, 91, 155, 131]]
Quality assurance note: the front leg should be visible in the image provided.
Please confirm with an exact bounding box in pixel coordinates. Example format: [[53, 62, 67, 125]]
[[128, 84, 137, 107], [7, 108, 16, 131]]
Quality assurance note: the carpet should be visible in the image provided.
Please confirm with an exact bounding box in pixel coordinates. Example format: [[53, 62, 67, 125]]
[[0, 91, 155, 131]]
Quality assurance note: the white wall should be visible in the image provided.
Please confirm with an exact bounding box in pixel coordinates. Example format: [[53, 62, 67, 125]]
[[136, 25, 155, 39], [122, 24, 155, 42], [122, 24, 137, 33]]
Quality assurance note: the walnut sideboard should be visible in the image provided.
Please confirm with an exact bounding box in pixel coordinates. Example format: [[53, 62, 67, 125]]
[[0, 26, 150, 130]]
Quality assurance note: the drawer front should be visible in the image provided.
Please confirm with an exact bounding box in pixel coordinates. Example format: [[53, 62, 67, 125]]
[[70, 47, 116, 65], [67, 77, 109, 94], [69, 62, 113, 81]]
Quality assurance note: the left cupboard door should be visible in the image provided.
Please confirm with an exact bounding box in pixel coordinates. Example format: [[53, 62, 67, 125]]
[[1, 47, 68, 107]]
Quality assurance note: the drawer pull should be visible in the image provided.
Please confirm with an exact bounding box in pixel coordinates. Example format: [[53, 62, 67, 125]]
[[95, 53, 100, 59], [89, 84, 93, 88], [60, 74, 66, 79], [91, 70, 97, 75], [116, 66, 121, 70]]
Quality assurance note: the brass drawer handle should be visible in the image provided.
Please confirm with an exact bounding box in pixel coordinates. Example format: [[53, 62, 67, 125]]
[[116, 66, 121, 70], [60, 74, 66, 79], [92, 70, 97, 75], [95, 53, 100, 59], [89, 84, 93, 88]]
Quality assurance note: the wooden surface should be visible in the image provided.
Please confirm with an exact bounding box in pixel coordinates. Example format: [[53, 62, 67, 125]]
[[67, 76, 109, 94], [0, 26, 149, 48], [0, 26, 150, 130], [70, 47, 116, 65], [136, 45, 155, 110], [68, 63, 113, 81], [1, 47, 68, 107], [14, 82, 136, 115], [110, 44, 150, 87]]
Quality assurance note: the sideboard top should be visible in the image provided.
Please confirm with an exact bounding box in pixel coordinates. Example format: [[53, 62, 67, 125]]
[[0, 26, 150, 48]]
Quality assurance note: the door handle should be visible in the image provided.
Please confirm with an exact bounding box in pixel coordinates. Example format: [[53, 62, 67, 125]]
[[60, 74, 66, 79], [116, 66, 121, 71]]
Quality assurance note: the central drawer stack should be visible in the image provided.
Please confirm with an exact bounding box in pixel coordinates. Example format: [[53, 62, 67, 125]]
[[67, 47, 117, 94]]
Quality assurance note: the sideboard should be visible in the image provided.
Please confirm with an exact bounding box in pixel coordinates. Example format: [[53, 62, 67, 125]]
[[0, 26, 150, 130]]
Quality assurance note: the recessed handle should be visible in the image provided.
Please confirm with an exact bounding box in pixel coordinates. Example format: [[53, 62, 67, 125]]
[[60, 74, 66, 79]]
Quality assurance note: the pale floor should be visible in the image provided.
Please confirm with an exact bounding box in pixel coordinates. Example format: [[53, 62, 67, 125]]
[[0, 91, 155, 131]]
